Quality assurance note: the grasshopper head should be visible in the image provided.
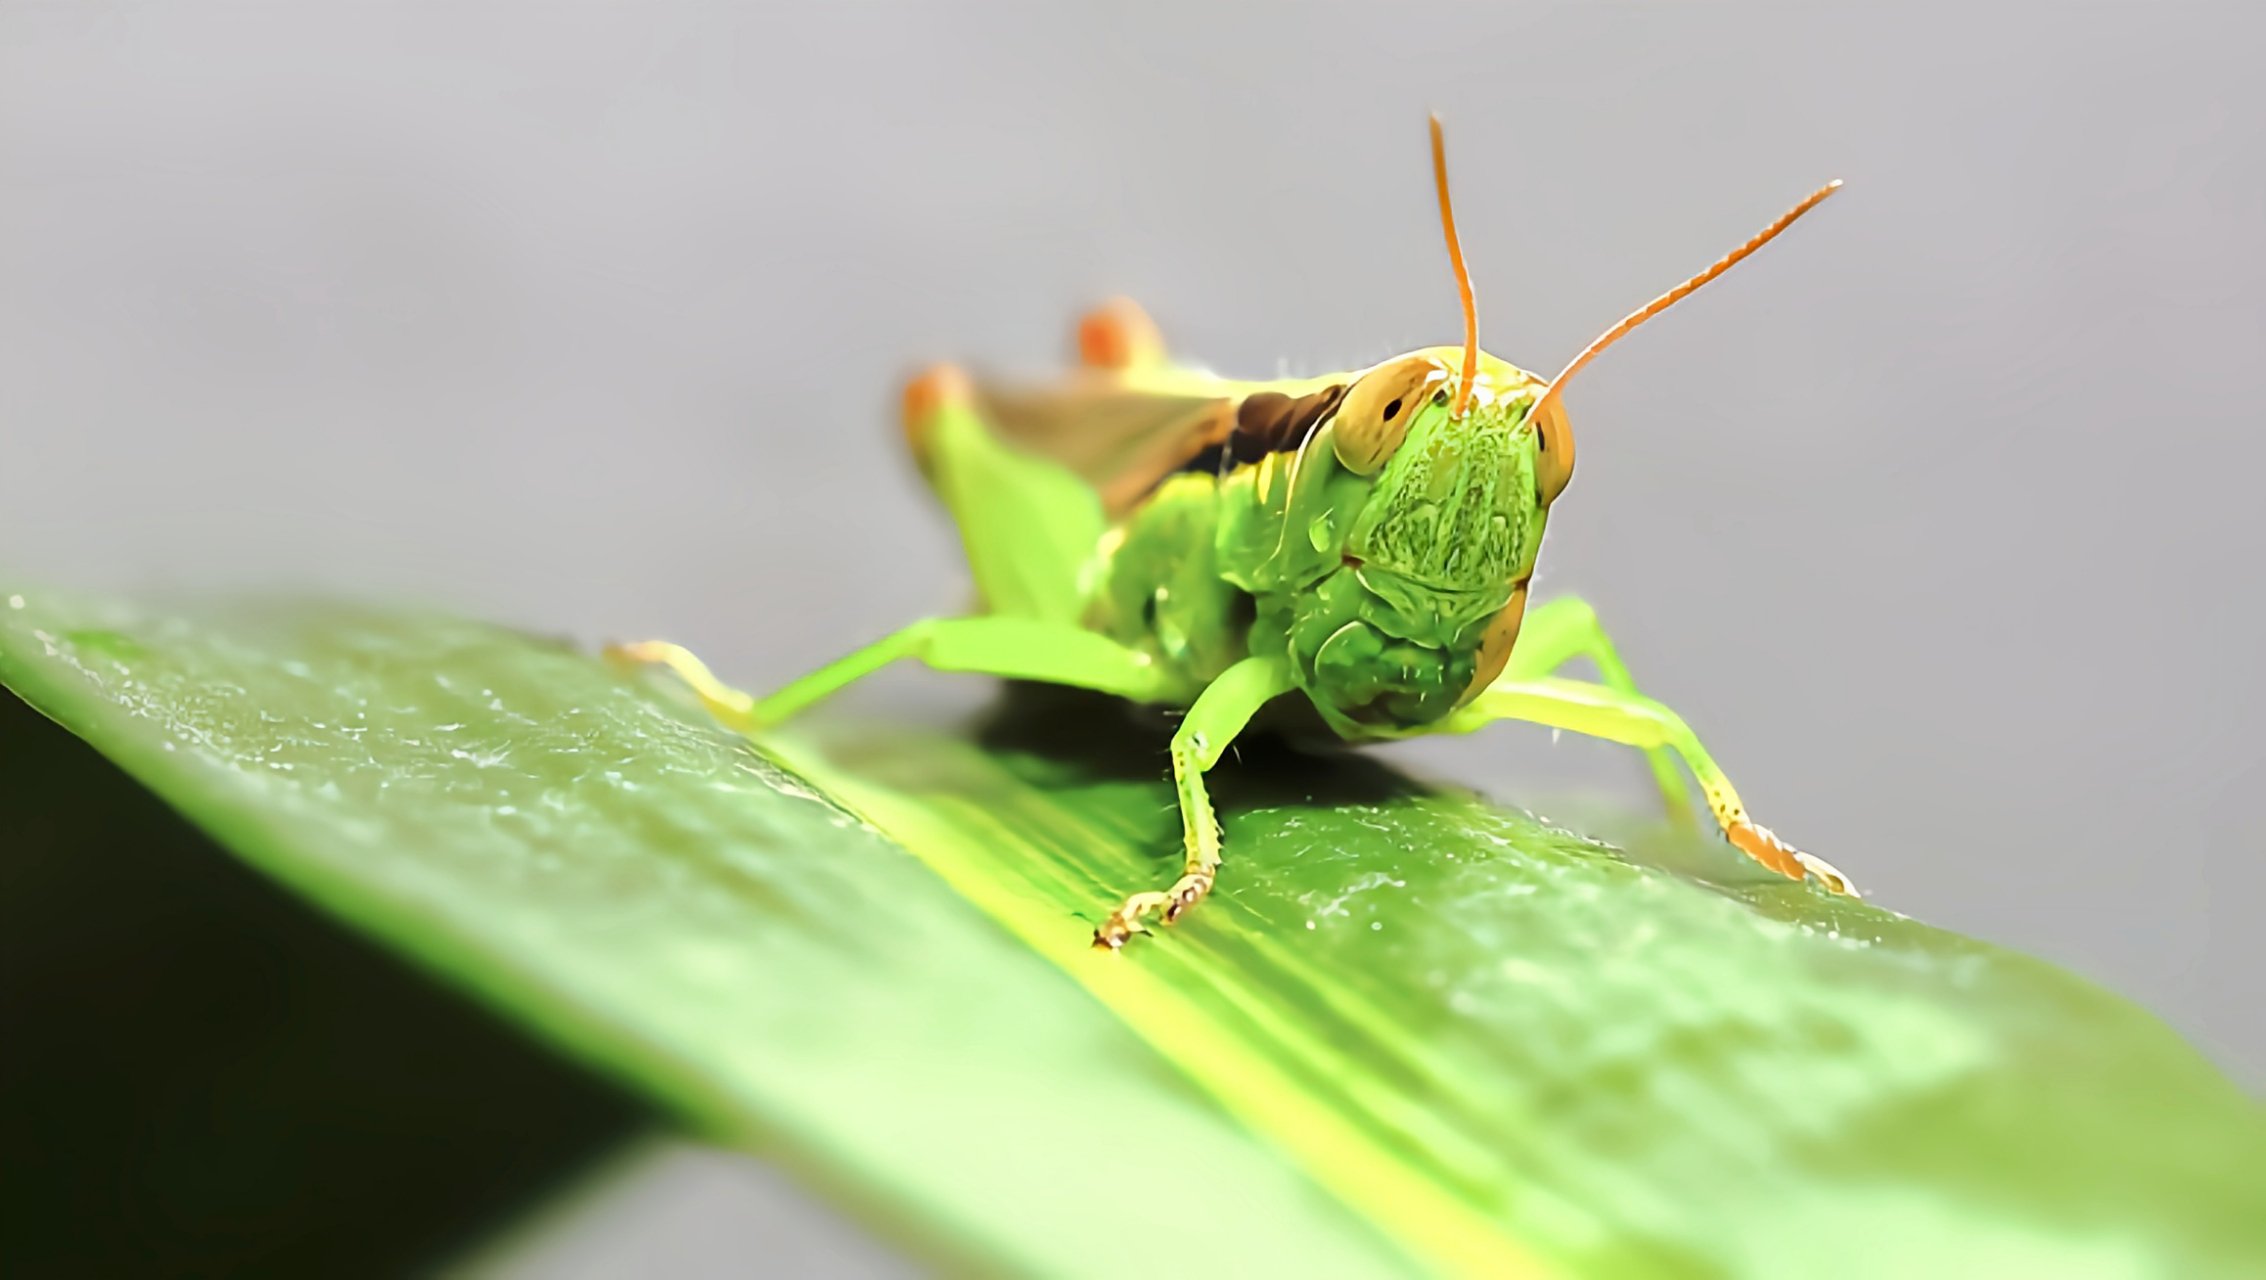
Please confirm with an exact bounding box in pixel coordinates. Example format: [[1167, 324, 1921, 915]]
[[1273, 117, 1838, 737], [1328, 346, 1575, 506], [1273, 346, 1566, 734]]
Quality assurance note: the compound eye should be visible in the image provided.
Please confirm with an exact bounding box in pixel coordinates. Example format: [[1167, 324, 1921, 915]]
[[1330, 354, 1449, 475], [1531, 395, 1575, 503]]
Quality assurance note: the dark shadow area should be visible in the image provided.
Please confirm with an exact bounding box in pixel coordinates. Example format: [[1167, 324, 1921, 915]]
[[973, 679, 1431, 814], [0, 690, 647, 1277]]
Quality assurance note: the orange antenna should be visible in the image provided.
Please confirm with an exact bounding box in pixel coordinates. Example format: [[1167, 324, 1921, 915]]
[[1430, 114, 1479, 419], [1529, 179, 1842, 428]]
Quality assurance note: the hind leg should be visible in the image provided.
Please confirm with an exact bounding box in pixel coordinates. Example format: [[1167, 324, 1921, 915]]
[[612, 348, 1158, 718], [903, 363, 1109, 626], [619, 357, 1126, 716], [1075, 297, 1168, 372]]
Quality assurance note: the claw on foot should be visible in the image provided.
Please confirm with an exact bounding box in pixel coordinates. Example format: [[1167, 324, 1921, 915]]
[[1093, 891, 1171, 951], [1092, 872, 1216, 951], [1792, 849, 1860, 897], [1727, 821, 1859, 896]]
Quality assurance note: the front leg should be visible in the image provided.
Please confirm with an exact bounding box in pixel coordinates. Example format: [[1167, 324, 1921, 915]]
[[1439, 675, 1858, 895], [612, 624, 1300, 947], [1093, 656, 1298, 950]]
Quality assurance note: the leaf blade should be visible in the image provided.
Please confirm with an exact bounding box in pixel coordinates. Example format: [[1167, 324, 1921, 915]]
[[0, 591, 1421, 1279], [4, 587, 2262, 1277]]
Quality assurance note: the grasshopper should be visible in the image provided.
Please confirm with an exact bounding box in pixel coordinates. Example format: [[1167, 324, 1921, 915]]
[[615, 117, 1856, 950]]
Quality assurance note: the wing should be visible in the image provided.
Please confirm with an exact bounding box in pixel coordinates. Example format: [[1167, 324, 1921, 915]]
[[974, 372, 1237, 519], [916, 299, 1353, 521]]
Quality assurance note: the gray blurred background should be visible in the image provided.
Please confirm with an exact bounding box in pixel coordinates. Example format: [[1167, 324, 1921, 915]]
[[2, 3, 2258, 1273]]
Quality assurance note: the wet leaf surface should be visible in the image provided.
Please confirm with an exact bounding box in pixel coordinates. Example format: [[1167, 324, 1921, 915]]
[[2, 587, 2259, 1277]]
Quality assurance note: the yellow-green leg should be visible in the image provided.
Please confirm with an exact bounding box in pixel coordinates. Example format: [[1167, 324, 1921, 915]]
[[1500, 596, 1690, 823], [608, 616, 1181, 731], [611, 627, 1300, 944], [1093, 655, 1299, 950], [1439, 674, 1857, 895]]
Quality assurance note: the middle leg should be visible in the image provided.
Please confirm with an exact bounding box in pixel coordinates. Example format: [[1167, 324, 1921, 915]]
[[1499, 596, 1690, 822], [1440, 675, 1857, 894], [609, 615, 1181, 732]]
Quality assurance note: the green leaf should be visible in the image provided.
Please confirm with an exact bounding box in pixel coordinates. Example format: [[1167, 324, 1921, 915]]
[[2, 586, 2260, 1278]]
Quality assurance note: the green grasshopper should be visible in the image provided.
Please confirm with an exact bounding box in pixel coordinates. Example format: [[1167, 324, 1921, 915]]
[[616, 117, 1856, 949]]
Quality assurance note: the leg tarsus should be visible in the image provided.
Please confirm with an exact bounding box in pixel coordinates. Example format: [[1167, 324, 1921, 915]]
[[1729, 819, 1860, 896], [1092, 890, 1173, 951], [1793, 849, 1858, 896], [1725, 818, 1806, 881], [1094, 871, 1221, 951], [1731, 819, 1859, 895]]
